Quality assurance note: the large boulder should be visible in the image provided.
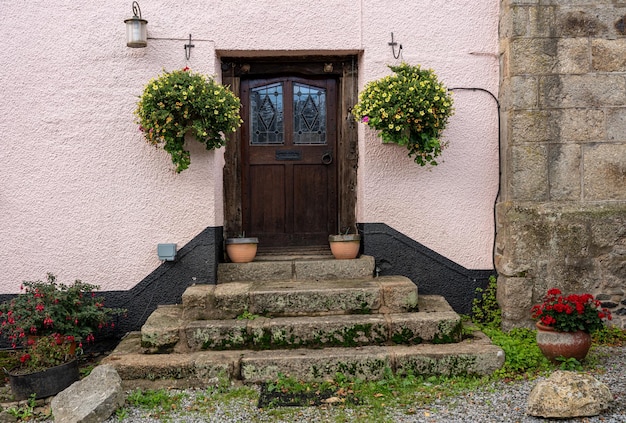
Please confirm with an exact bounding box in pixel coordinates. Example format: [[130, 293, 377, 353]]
[[51, 365, 125, 423], [527, 370, 612, 418]]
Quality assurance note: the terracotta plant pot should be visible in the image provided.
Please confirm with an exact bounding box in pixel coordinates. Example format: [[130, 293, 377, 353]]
[[328, 234, 361, 260], [225, 237, 259, 263], [535, 322, 592, 363]]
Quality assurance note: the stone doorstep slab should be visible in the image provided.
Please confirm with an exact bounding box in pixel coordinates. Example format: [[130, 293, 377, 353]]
[[146, 291, 448, 352], [181, 275, 419, 320], [248, 280, 382, 316], [184, 311, 462, 351], [217, 255, 375, 283], [102, 332, 504, 388], [240, 341, 505, 383]]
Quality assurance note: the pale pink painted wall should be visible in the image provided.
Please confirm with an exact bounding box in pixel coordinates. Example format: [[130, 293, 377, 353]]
[[358, 1, 500, 269], [0, 1, 498, 293]]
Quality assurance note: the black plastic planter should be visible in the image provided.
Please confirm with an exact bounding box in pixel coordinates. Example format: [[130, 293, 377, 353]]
[[6, 360, 80, 400]]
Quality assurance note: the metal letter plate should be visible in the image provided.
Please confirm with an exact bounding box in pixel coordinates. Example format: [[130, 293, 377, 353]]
[[275, 150, 302, 161]]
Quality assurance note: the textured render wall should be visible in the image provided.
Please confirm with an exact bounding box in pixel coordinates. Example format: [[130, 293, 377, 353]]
[[0, 0, 499, 293], [498, 0, 626, 329], [0, 2, 226, 292], [358, 1, 500, 270]]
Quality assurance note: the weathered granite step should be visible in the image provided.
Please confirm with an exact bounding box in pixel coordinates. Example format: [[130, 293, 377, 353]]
[[102, 330, 505, 389], [141, 295, 456, 352], [186, 311, 461, 351], [217, 255, 375, 283], [181, 275, 420, 321]]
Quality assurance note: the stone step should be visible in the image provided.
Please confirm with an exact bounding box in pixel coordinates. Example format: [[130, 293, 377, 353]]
[[186, 311, 461, 351], [102, 330, 505, 389], [217, 255, 375, 283], [141, 294, 457, 352], [181, 275, 420, 321]]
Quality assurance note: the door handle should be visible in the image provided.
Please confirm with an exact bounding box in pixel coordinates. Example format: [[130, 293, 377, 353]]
[[321, 151, 333, 165]]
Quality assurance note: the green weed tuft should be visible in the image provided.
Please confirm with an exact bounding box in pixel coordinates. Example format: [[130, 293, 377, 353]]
[[125, 388, 185, 419], [556, 356, 583, 371], [471, 275, 501, 330], [593, 326, 626, 346]]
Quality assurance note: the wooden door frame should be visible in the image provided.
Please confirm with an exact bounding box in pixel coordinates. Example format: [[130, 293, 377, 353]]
[[221, 56, 358, 242]]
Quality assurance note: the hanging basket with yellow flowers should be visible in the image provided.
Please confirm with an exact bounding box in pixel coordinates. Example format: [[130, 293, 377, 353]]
[[135, 67, 242, 172], [352, 62, 454, 166]]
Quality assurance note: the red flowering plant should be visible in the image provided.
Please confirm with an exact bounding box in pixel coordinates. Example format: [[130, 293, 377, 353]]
[[531, 288, 612, 333], [0, 273, 126, 349], [9, 333, 77, 374]]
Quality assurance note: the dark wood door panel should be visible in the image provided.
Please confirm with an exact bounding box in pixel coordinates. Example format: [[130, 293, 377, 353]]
[[247, 164, 286, 235], [242, 76, 337, 248], [222, 58, 359, 248], [293, 164, 336, 238]]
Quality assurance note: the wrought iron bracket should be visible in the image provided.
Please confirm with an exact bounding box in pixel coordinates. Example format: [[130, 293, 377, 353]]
[[184, 34, 195, 60]]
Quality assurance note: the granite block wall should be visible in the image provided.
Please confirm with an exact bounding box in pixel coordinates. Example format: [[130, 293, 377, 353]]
[[498, 0, 626, 329]]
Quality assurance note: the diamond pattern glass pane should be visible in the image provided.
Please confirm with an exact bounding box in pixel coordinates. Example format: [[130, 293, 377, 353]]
[[250, 83, 284, 145], [293, 83, 326, 145]]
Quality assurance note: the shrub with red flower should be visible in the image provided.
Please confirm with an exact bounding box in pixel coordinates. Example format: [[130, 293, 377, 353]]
[[531, 288, 612, 333], [0, 273, 126, 348], [10, 333, 77, 373], [11, 333, 79, 374]]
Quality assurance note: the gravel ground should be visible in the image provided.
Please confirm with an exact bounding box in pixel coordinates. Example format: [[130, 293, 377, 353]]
[[100, 345, 625, 423]]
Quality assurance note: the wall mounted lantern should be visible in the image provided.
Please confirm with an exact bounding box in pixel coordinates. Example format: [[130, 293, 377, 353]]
[[124, 1, 148, 48]]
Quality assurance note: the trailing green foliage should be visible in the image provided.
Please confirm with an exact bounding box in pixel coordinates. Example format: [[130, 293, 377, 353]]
[[352, 62, 454, 166], [471, 275, 501, 329], [135, 68, 242, 172], [482, 327, 551, 377], [470, 277, 552, 378]]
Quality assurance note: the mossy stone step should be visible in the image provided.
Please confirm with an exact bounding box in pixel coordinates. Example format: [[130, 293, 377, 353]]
[[103, 330, 505, 389], [141, 295, 459, 352], [184, 310, 461, 351], [181, 275, 419, 321]]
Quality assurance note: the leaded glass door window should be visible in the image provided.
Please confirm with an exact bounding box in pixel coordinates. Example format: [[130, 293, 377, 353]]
[[250, 82, 284, 145], [241, 77, 338, 248], [293, 83, 326, 145]]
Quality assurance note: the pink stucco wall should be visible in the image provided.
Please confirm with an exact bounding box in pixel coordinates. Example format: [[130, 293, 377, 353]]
[[0, 1, 498, 293]]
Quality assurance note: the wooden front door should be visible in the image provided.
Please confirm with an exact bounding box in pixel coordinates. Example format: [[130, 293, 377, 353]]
[[241, 77, 338, 248]]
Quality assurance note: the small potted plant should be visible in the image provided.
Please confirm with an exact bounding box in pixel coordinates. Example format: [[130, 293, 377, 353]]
[[225, 234, 259, 263], [352, 62, 454, 166], [5, 333, 80, 400], [0, 273, 126, 399], [0, 273, 126, 347], [531, 288, 612, 362], [328, 228, 361, 260], [134, 67, 242, 173]]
